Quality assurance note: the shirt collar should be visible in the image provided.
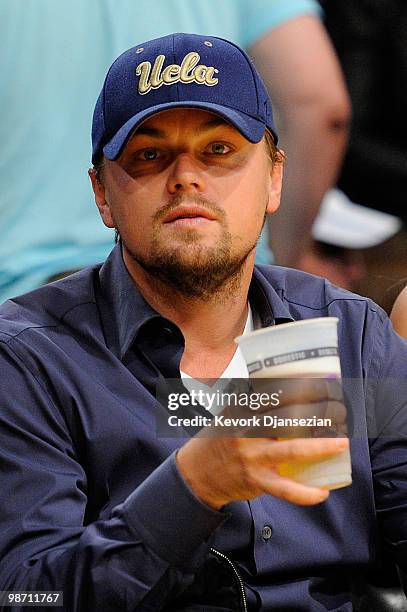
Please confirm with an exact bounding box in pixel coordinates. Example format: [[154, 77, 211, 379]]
[[98, 244, 294, 359], [251, 265, 294, 325], [98, 243, 163, 359]]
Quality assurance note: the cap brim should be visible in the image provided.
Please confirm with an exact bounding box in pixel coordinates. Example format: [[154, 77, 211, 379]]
[[103, 101, 274, 161]]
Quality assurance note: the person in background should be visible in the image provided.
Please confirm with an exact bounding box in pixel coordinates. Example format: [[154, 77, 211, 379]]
[[320, 0, 407, 224], [319, 0, 407, 312], [0, 0, 349, 302], [250, 14, 350, 267]]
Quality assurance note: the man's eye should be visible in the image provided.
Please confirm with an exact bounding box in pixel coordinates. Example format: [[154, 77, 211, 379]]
[[139, 148, 160, 161], [209, 143, 231, 155]]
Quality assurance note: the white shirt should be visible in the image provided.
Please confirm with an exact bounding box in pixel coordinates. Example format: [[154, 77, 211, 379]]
[[180, 304, 253, 415]]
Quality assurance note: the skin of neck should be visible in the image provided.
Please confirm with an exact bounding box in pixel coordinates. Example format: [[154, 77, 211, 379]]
[[122, 245, 254, 374]]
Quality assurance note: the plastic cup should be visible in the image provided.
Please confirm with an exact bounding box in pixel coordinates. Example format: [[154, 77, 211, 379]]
[[235, 317, 352, 490]]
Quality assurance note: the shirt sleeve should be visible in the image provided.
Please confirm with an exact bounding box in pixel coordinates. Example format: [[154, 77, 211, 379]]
[[239, 0, 322, 49], [0, 338, 228, 611], [365, 312, 407, 572]]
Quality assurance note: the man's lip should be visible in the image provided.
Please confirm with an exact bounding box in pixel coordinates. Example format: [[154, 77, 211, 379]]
[[162, 206, 217, 223]]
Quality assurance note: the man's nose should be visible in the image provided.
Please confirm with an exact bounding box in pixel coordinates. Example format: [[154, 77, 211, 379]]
[[166, 153, 205, 193]]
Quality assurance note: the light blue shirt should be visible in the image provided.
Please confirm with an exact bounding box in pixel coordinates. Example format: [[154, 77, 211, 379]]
[[0, 0, 320, 301]]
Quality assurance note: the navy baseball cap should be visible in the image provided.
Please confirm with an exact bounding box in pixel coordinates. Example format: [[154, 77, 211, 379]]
[[92, 32, 278, 164]]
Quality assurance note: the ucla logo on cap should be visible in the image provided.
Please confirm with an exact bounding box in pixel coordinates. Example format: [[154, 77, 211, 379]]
[[135, 51, 219, 95]]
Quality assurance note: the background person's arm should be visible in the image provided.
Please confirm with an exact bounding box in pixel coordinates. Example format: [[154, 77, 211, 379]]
[[249, 14, 351, 267], [390, 286, 407, 339]]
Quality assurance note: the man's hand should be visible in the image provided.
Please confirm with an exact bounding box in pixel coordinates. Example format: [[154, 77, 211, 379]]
[[176, 435, 349, 510]]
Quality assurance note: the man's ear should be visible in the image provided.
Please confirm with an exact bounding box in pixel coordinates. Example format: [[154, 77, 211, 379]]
[[266, 159, 284, 215], [88, 168, 115, 228]]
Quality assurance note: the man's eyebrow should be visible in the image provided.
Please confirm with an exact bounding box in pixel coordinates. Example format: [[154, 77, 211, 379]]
[[197, 117, 232, 133], [134, 126, 166, 138], [134, 117, 232, 139]]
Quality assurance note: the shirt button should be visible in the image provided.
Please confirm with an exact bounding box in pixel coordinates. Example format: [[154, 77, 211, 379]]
[[261, 525, 273, 540]]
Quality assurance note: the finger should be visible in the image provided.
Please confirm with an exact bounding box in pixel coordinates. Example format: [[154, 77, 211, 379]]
[[251, 378, 331, 409], [324, 400, 347, 424], [237, 401, 348, 438], [262, 471, 330, 505], [264, 437, 349, 464], [260, 400, 333, 420]]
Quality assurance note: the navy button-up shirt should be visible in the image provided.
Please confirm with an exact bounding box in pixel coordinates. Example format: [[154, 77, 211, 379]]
[[1, 243, 407, 611]]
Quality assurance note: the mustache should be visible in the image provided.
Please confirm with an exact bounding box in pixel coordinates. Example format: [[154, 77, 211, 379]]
[[152, 193, 226, 223]]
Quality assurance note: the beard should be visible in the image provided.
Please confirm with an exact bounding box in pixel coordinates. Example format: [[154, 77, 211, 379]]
[[123, 194, 263, 300]]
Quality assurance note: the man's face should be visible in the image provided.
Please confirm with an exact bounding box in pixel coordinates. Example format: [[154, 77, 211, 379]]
[[91, 108, 282, 297]]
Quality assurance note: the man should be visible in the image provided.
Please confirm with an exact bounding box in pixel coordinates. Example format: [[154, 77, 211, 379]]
[[0, 34, 406, 611], [0, 0, 349, 301]]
